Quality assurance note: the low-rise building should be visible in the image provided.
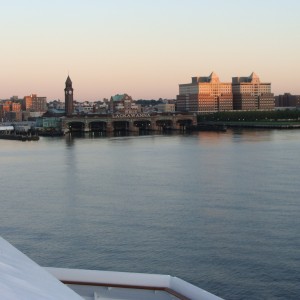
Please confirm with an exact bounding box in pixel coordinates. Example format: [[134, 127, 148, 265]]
[[0, 100, 22, 121], [156, 103, 176, 113], [92, 101, 108, 114], [36, 117, 62, 132], [74, 101, 94, 114], [4, 111, 22, 122], [48, 100, 65, 110], [109, 94, 141, 114], [275, 93, 300, 108], [11, 102, 22, 112]]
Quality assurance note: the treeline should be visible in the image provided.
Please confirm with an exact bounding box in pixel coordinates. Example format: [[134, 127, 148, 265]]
[[198, 110, 300, 122], [135, 99, 164, 106]]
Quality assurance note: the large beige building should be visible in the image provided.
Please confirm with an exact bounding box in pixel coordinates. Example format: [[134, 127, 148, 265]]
[[177, 72, 274, 112], [232, 72, 274, 110], [176, 72, 233, 112]]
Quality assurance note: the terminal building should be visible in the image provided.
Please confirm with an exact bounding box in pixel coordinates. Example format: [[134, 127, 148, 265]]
[[176, 72, 274, 112]]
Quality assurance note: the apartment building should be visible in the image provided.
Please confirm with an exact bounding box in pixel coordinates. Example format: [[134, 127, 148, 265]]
[[23, 94, 47, 112], [0, 100, 22, 121]]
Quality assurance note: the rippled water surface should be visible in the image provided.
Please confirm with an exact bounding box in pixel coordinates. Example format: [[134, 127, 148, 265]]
[[1, 129, 300, 299]]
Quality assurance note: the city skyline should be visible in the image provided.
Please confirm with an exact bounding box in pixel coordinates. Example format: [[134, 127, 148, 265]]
[[1, 0, 299, 101]]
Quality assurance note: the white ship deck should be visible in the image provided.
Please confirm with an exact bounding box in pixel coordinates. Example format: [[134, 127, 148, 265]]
[[0, 236, 222, 300], [67, 284, 184, 300], [46, 267, 218, 300]]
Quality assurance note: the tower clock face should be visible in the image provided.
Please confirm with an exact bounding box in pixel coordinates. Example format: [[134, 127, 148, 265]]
[[68, 90, 72, 95]]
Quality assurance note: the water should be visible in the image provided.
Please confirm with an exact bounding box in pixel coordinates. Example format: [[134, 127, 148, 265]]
[[1, 129, 300, 299]]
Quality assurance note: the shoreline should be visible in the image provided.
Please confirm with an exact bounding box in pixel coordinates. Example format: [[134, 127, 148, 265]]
[[197, 121, 300, 130]]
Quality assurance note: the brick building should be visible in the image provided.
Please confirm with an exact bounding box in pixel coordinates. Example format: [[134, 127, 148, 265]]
[[275, 93, 300, 107], [23, 94, 47, 112], [0, 100, 22, 121]]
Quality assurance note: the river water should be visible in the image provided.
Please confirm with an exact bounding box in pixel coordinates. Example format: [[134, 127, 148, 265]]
[[0, 129, 299, 299]]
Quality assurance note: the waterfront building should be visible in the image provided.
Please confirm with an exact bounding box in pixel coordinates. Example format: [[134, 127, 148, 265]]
[[35, 117, 62, 133], [232, 72, 274, 110], [177, 72, 274, 112], [109, 94, 141, 114], [23, 94, 47, 112], [275, 93, 300, 108], [176, 72, 233, 112], [64, 76, 74, 116]]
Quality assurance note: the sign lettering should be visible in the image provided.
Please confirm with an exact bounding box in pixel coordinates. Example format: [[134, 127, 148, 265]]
[[112, 113, 151, 119]]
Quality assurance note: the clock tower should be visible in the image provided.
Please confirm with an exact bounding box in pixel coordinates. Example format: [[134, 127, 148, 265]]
[[64, 75, 74, 116]]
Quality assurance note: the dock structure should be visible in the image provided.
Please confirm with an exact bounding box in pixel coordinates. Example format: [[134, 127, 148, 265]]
[[62, 113, 197, 134], [0, 125, 39, 141]]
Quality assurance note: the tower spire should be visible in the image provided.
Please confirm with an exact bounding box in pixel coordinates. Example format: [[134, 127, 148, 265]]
[[64, 75, 74, 116]]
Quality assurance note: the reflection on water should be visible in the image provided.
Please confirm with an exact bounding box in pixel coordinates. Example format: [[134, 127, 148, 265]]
[[1, 129, 300, 300]]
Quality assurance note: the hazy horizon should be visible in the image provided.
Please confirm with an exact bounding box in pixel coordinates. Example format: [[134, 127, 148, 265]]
[[1, 0, 299, 101]]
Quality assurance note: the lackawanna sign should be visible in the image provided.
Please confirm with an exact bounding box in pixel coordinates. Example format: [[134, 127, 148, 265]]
[[112, 113, 151, 119]]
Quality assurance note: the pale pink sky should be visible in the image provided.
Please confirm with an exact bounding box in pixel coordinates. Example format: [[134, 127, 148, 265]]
[[1, 0, 299, 101]]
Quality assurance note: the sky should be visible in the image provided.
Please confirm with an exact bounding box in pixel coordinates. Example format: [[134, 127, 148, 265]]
[[1, 0, 300, 101]]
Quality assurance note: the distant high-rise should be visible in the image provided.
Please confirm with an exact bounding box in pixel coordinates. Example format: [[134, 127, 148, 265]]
[[176, 72, 233, 112], [64, 76, 74, 116], [232, 72, 274, 110]]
